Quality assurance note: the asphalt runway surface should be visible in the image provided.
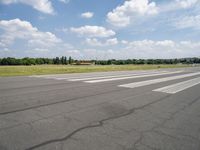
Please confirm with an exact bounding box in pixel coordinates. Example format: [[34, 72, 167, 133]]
[[0, 67, 200, 150]]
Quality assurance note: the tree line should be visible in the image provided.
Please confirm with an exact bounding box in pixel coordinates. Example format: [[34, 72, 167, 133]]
[[94, 58, 200, 65], [0, 56, 74, 65], [0, 57, 200, 65]]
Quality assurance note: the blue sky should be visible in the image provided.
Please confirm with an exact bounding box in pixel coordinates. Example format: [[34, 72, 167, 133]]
[[0, 0, 200, 59]]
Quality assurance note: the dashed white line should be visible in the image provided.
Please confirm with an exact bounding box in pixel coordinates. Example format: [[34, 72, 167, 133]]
[[85, 71, 182, 83], [30, 71, 154, 80], [118, 72, 200, 88], [153, 76, 200, 94], [68, 71, 168, 81]]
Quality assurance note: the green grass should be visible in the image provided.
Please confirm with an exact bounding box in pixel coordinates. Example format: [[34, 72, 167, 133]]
[[0, 64, 192, 77]]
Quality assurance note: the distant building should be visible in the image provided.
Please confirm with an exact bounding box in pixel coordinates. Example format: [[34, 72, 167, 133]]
[[72, 61, 95, 65]]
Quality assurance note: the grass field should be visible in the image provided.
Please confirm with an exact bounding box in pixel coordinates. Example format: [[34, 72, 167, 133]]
[[0, 64, 192, 77]]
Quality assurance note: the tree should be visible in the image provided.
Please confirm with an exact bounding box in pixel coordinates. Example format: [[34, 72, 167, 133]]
[[68, 56, 72, 65], [54, 57, 60, 64], [64, 56, 67, 65], [61, 56, 64, 64]]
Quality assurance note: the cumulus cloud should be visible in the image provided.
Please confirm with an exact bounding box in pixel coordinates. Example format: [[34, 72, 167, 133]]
[[40, 39, 199, 59], [118, 40, 199, 59], [173, 15, 200, 30], [106, 38, 118, 45], [70, 25, 116, 38], [85, 38, 102, 46], [107, 0, 158, 27], [0, 0, 54, 14], [161, 0, 200, 12], [121, 40, 129, 44], [0, 19, 79, 57], [81, 12, 94, 19], [106, 0, 200, 27], [175, 0, 199, 9], [125, 40, 175, 50], [0, 18, 62, 48], [58, 0, 70, 4], [67, 40, 200, 59], [85, 38, 118, 46], [58, 49, 115, 60]]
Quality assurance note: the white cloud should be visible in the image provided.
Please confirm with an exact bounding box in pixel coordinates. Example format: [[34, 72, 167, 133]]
[[125, 40, 176, 51], [121, 40, 128, 44], [175, 0, 199, 9], [58, 0, 70, 4], [106, 38, 118, 45], [55, 27, 68, 33], [85, 38, 102, 46], [67, 49, 115, 60], [85, 38, 118, 46], [70, 25, 116, 38], [63, 39, 199, 59], [81, 12, 94, 19], [65, 39, 200, 59], [107, 0, 158, 27], [32, 48, 49, 52], [173, 15, 200, 30], [161, 0, 199, 12], [119, 40, 199, 59], [0, 18, 62, 49], [65, 40, 199, 59], [106, 0, 200, 27], [0, 19, 79, 57], [0, 0, 54, 14]]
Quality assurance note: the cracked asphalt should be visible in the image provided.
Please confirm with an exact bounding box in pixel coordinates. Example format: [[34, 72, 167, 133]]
[[0, 67, 200, 150]]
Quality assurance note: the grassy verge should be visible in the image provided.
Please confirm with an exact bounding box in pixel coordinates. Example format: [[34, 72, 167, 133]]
[[0, 64, 191, 77]]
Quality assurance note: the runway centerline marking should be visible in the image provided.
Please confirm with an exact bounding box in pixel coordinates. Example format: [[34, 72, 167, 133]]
[[85, 71, 182, 83], [153, 76, 200, 94], [30, 71, 156, 80], [118, 72, 200, 88], [68, 71, 168, 81]]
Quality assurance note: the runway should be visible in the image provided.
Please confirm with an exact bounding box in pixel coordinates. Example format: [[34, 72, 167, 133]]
[[0, 67, 200, 150]]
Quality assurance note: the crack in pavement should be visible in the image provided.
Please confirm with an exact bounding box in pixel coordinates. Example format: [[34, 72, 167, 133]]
[[0, 87, 127, 115], [25, 94, 171, 150], [155, 130, 200, 142], [132, 132, 144, 150], [162, 126, 200, 142], [132, 96, 200, 149], [26, 122, 103, 150], [188, 97, 200, 106], [0, 90, 152, 132], [152, 96, 200, 131]]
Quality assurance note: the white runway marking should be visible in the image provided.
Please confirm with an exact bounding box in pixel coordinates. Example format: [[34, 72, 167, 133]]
[[30, 71, 153, 80], [68, 71, 168, 81], [153, 77, 200, 94], [85, 71, 182, 83], [54, 78, 70, 80], [119, 72, 200, 88]]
